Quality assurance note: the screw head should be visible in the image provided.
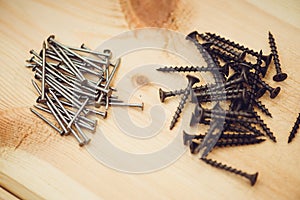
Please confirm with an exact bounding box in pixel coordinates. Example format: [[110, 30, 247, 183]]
[[273, 72, 287, 82], [186, 31, 199, 41], [255, 87, 267, 98], [249, 172, 259, 186], [262, 53, 273, 68], [159, 88, 167, 103], [186, 75, 200, 86], [270, 86, 281, 99]]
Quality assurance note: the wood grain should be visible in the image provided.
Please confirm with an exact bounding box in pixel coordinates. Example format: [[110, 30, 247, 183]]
[[0, 0, 300, 199]]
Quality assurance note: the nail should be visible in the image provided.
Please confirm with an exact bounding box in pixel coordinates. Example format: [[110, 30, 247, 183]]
[[95, 58, 120, 108], [67, 98, 89, 129], [30, 108, 64, 135]]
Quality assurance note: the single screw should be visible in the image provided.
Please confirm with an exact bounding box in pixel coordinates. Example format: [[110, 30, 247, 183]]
[[30, 108, 64, 135], [201, 158, 259, 186], [268, 32, 288, 82], [170, 75, 200, 130], [288, 113, 300, 143], [206, 32, 273, 67], [156, 65, 229, 77]]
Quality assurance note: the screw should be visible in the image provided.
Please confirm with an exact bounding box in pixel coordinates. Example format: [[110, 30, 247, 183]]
[[268, 32, 288, 82], [248, 72, 281, 99], [156, 65, 229, 76], [170, 75, 200, 130], [288, 113, 300, 143], [253, 111, 276, 142], [198, 33, 246, 60], [201, 158, 259, 186], [30, 108, 64, 135], [38, 41, 47, 103], [206, 32, 273, 67]]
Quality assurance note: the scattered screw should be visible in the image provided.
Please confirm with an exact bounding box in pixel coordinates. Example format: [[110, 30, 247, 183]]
[[288, 113, 300, 143], [201, 157, 259, 186], [268, 32, 288, 82], [170, 75, 199, 130]]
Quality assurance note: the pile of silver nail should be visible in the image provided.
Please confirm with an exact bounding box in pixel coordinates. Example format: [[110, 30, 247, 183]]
[[26, 35, 143, 146]]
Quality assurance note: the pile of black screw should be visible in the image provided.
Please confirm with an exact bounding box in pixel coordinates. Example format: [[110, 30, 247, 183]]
[[157, 31, 289, 186], [26, 35, 143, 146]]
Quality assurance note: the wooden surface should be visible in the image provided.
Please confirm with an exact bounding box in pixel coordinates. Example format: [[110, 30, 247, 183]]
[[1, 0, 300, 199]]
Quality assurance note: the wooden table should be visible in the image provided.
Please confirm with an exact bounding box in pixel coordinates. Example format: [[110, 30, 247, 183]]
[[1, 0, 300, 199]]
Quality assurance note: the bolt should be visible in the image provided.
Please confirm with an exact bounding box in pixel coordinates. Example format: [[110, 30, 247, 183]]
[[201, 157, 259, 186], [268, 32, 288, 82], [170, 75, 200, 130], [30, 108, 64, 135], [288, 113, 300, 143]]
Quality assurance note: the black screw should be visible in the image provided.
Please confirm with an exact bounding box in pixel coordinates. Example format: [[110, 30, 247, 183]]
[[268, 32, 288, 82], [201, 157, 259, 186], [170, 75, 200, 130], [288, 113, 300, 143], [156, 65, 229, 76], [158, 88, 183, 103], [206, 32, 273, 68], [253, 111, 276, 142], [248, 72, 281, 99]]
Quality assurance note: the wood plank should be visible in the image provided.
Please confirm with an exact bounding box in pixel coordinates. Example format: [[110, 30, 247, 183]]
[[0, 0, 300, 199]]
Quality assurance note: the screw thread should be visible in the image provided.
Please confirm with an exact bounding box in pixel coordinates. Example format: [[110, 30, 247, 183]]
[[170, 88, 190, 130], [288, 113, 300, 143], [206, 32, 260, 57], [268, 32, 281, 73], [253, 111, 276, 142], [198, 33, 240, 58], [157, 65, 220, 73], [254, 99, 272, 117], [216, 137, 265, 147], [201, 158, 255, 183]]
